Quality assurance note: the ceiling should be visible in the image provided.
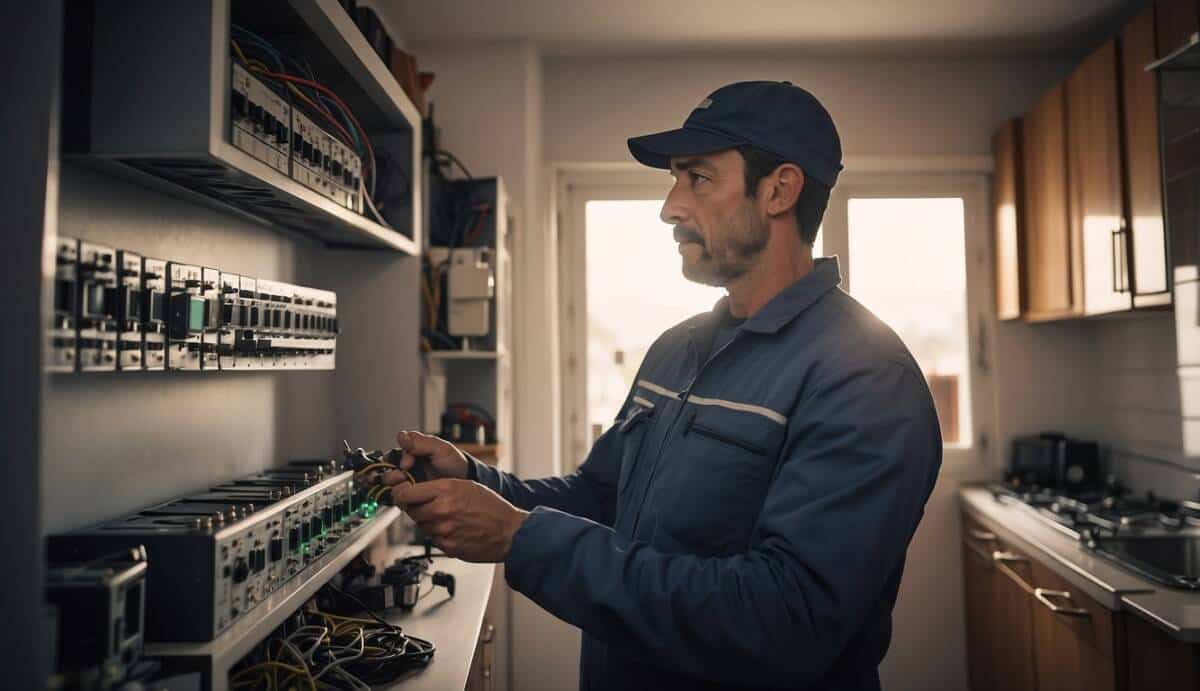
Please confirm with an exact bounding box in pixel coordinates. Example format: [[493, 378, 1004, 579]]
[[377, 0, 1142, 58]]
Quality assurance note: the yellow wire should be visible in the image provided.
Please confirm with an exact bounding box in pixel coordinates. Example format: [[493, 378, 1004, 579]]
[[231, 661, 312, 685], [354, 462, 397, 477]]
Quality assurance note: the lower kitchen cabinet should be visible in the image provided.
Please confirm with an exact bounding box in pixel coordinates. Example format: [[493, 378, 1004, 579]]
[[961, 511, 1130, 691], [466, 616, 496, 691], [1124, 609, 1200, 690], [1027, 559, 1117, 691], [962, 515, 1037, 691]]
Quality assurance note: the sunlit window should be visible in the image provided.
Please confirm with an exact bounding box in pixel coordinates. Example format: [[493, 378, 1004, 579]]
[[847, 197, 970, 445], [585, 200, 723, 429]]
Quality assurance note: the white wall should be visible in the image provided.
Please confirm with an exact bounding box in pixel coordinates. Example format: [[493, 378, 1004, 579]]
[[411, 40, 573, 691], [545, 56, 1076, 163]]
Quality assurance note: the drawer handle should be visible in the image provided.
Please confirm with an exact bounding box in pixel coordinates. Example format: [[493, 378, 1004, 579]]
[[482, 624, 495, 644], [969, 529, 997, 542], [1034, 588, 1091, 618], [992, 550, 1028, 564]]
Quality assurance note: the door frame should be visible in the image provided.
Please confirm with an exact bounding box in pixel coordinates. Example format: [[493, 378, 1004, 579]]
[[555, 164, 998, 475], [824, 172, 996, 473]]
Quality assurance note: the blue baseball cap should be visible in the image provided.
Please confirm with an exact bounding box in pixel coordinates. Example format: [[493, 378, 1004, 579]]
[[627, 80, 843, 188]]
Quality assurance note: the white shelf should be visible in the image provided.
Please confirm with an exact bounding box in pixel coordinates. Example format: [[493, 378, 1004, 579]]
[[145, 507, 400, 691], [424, 348, 507, 361], [73, 0, 423, 254]]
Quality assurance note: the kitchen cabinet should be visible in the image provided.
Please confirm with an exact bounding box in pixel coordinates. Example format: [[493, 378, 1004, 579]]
[[993, 119, 1025, 321], [1122, 5, 1172, 307], [1066, 39, 1131, 316], [1124, 607, 1200, 690], [961, 514, 1038, 691], [1155, 0, 1199, 60], [1021, 83, 1079, 320], [1027, 558, 1118, 691], [466, 617, 497, 691]]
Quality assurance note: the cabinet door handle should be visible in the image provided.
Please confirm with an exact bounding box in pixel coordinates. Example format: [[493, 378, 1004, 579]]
[[991, 550, 1035, 593], [1111, 227, 1131, 294], [969, 529, 996, 542], [482, 624, 495, 644], [1034, 587, 1091, 618]]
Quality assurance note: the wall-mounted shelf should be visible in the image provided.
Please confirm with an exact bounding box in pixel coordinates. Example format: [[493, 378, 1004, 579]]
[[146, 507, 399, 691], [424, 348, 507, 361], [64, 0, 422, 254]]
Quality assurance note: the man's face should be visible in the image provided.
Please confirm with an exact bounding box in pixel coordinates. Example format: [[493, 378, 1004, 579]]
[[662, 150, 769, 287]]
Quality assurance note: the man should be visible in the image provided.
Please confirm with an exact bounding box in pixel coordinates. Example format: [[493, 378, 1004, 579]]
[[385, 81, 942, 690]]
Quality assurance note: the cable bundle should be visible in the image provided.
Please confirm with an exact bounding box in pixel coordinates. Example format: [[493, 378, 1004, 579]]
[[229, 587, 434, 690], [229, 25, 390, 227]]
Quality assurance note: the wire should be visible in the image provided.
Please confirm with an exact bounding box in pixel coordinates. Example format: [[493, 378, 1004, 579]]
[[433, 149, 474, 180], [253, 70, 377, 193]]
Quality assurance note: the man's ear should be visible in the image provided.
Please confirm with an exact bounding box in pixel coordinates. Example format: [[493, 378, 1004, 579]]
[[765, 163, 805, 218]]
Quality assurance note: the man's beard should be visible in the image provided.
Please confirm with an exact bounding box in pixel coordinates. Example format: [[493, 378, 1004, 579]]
[[678, 202, 769, 287]]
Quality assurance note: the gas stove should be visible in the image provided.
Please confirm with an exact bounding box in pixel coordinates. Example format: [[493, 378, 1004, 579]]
[[990, 484, 1200, 590]]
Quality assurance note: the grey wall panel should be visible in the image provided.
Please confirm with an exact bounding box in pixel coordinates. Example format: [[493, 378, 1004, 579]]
[[4, 0, 61, 684], [42, 373, 281, 533], [43, 164, 332, 533], [302, 250, 422, 452]]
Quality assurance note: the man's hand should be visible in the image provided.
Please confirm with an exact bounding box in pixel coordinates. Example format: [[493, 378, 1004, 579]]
[[382, 431, 469, 485], [393, 479, 528, 563]]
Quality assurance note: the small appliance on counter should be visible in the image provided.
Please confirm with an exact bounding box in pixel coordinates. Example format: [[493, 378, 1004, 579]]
[[1006, 432, 1101, 493]]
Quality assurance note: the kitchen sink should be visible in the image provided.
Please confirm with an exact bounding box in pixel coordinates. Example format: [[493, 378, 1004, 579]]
[[1087, 534, 1200, 590]]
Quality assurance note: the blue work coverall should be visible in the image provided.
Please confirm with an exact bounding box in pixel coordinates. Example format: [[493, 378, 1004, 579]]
[[468, 258, 943, 690]]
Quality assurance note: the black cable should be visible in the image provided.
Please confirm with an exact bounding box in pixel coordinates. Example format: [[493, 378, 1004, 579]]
[[433, 149, 474, 180]]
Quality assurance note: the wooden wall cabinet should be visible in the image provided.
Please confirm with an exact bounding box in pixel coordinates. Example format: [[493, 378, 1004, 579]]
[[1020, 83, 1079, 320], [1123, 5, 1173, 307], [993, 4, 1171, 321], [993, 119, 1025, 321], [1066, 39, 1131, 316]]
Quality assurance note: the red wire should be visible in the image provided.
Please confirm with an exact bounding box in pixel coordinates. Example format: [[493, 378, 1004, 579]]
[[258, 70, 376, 188]]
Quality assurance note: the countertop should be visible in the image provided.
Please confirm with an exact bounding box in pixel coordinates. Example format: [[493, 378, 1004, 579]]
[[368, 544, 496, 691], [960, 486, 1200, 642]]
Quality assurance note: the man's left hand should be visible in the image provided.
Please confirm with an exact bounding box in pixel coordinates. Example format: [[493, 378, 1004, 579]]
[[393, 479, 529, 563]]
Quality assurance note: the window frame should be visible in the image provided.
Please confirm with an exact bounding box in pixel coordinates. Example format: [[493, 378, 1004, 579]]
[[559, 170, 673, 470], [823, 173, 995, 471], [557, 168, 997, 475]]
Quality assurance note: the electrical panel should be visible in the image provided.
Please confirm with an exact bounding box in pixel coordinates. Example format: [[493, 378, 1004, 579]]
[[141, 258, 168, 370], [447, 247, 495, 337], [47, 463, 382, 642], [77, 241, 118, 371], [47, 241, 338, 374], [230, 63, 290, 175], [115, 250, 143, 371], [166, 262, 204, 371], [254, 280, 339, 369], [49, 237, 79, 372], [45, 553, 147, 687], [290, 108, 363, 213], [200, 267, 222, 370]]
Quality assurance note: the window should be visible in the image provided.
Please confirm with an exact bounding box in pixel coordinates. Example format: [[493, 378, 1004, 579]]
[[847, 197, 970, 444], [822, 174, 992, 460], [584, 200, 722, 429]]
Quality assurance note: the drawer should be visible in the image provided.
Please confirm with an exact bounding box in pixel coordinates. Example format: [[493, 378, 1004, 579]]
[[1028, 558, 1117, 658]]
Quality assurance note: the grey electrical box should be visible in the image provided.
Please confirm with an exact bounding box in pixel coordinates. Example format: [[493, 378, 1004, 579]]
[[447, 248, 495, 337]]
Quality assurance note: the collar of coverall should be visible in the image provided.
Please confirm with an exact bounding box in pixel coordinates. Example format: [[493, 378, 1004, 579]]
[[698, 256, 842, 336]]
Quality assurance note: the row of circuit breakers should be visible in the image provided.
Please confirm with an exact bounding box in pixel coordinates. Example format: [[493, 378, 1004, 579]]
[[231, 63, 363, 214], [48, 460, 388, 642], [49, 236, 338, 373]]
